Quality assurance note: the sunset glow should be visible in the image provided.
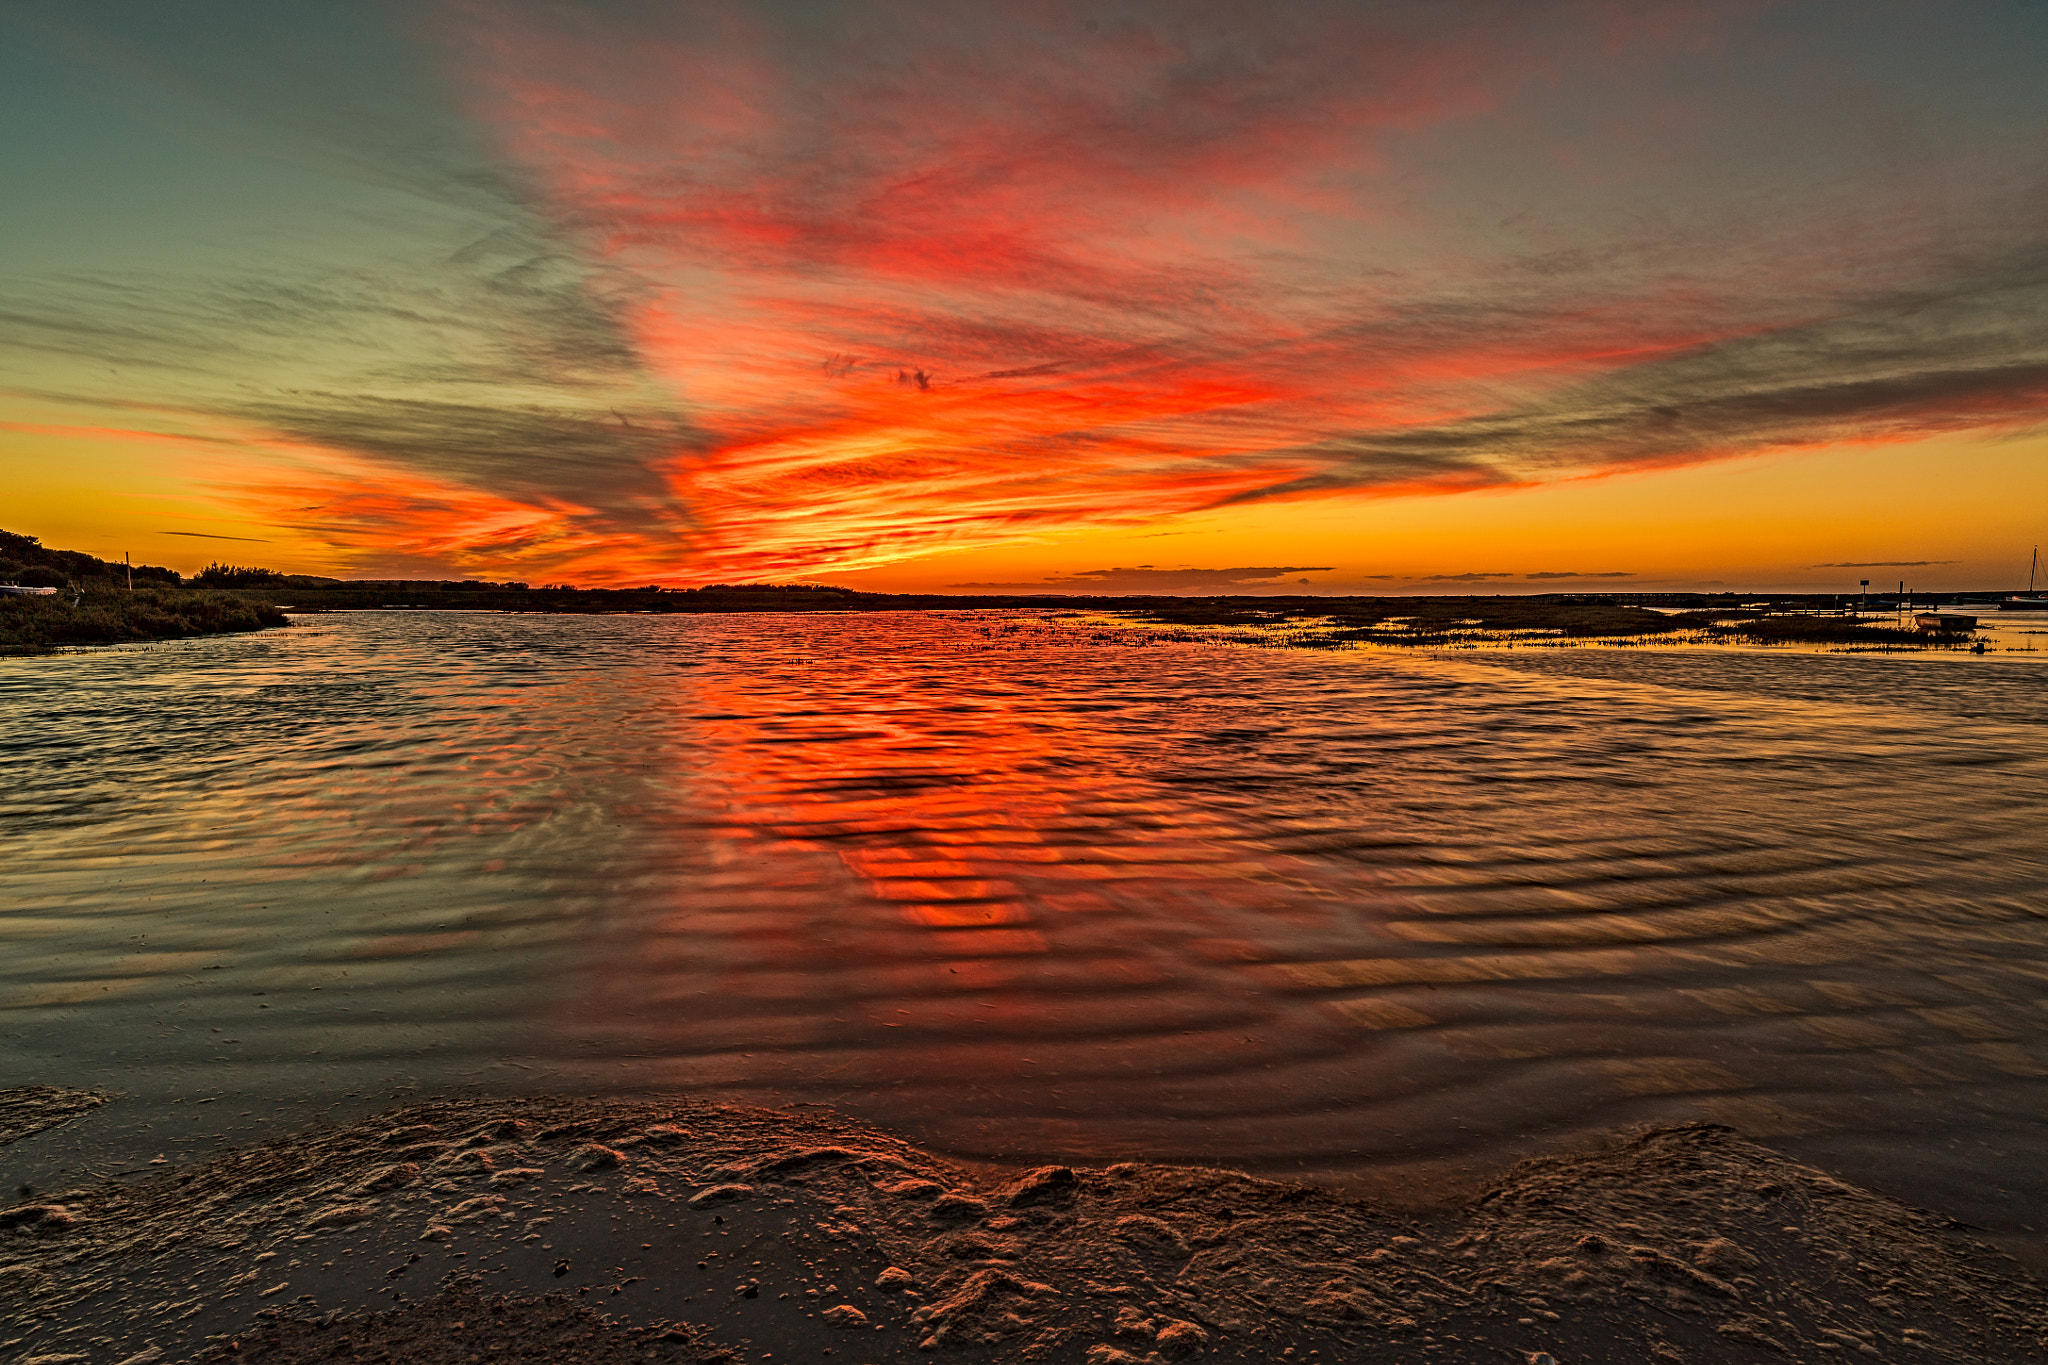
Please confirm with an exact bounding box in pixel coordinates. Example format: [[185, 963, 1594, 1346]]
[[6, 1, 2048, 586], [12, 9, 2048, 1347]]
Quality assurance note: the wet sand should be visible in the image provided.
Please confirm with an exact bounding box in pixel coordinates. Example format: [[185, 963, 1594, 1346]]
[[0, 1089, 113, 1147], [4, 1088, 2044, 1364]]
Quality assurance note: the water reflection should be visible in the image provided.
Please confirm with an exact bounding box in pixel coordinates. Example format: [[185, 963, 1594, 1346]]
[[3, 611, 2046, 1233]]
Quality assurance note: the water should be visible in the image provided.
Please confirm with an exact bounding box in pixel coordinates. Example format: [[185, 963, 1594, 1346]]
[[4, 611, 2046, 1242]]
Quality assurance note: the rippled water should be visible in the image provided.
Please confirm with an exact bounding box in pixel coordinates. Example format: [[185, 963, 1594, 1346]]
[[5, 611, 2047, 1236]]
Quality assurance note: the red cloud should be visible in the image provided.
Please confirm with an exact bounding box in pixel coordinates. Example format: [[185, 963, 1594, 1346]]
[[443, 4, 1574, 578], [411, 1, 2048, 582]]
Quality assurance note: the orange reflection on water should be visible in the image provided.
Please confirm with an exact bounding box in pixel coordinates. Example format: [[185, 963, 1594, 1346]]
[[535, 614, 2048, 1226], [552, 620, 1356, 1153], [9, 611, 2048, 1237]]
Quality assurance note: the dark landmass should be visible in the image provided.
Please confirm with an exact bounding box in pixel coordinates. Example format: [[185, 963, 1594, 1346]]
[[0, 529, 182, 589], [0, 530, 293, 649], [1, 527, 1987, 649], [226, 580, 1974, 648], [0, 583, 289, 651], [4, 1092, 2042, 1364], [1110, 593, 1971, 649], [0, 529, 341, 592]]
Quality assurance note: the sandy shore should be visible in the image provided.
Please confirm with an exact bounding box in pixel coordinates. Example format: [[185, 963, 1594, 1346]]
[[3, 1087, 2044, 1364]]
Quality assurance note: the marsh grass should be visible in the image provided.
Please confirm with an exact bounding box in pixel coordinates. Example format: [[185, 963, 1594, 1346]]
[[1117, 594, 1692, 642], [0, 585, 289, 650], [1706, 614, 1960, 646], [1096, 596, 1972, 651]]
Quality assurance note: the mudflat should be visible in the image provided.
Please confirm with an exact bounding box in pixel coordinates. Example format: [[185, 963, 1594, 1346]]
[[4, 1090, 2043, 1364]]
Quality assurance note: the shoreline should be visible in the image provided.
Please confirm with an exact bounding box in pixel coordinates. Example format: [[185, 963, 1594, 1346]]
[[0, 587, 287, 652], [4, 1090, 2043, 1363], [223, 584, 2020, 652], [7, 584, 2035, 656]]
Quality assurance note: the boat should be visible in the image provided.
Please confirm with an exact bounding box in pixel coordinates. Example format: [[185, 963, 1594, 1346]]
[[1999, 548, 2048, 610], [0, 584, 59, 596], [1916, 612, 1975, 630]]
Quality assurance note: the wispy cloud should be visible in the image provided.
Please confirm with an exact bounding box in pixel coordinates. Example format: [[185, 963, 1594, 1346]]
[[13, 2, 2048, 581], [1811, 560, 1960, 568], [447, 1, 2048, 579], [159, 531, 270, 542], [1230, 261, 2048, 509], [0, 221, 701, 579]]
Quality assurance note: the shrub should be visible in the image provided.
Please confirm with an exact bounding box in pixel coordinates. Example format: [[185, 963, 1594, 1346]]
[[192, 562, 290, 587], [0, 584, 289, 648]]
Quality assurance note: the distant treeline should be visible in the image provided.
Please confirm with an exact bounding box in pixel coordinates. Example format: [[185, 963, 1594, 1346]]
[[0, 530, 297, 647], [191, 565, 535, 591], [0, 531, 541, 591], [0, 530, 183, 587], [223, 581, 1125, 613], [0, 527, 1989, 654], [205, 581, 1978, 648]]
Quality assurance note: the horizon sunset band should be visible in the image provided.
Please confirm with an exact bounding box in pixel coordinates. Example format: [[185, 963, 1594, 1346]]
[[2, 2, 2045, 587]]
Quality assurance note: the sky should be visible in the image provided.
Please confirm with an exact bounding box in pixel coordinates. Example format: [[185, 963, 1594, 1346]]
[[3, 0, 2047, 593]]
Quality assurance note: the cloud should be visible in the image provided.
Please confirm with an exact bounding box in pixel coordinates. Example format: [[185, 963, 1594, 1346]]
[[15, 2, 2048, 581], [1811, 560, 1960, 567], [0, 229, 702, 579], [1524, 571, 1635, 579], [458, 2, 2048, 580], [233, 393, 693, 517], [159, 531, 270, 542], [949, 565, 1332, 592], [1422, 571, 1514, 582], [1219, 251, 2048, 512], [0, 3, 706, 583], [433, 3, 1750, 576]]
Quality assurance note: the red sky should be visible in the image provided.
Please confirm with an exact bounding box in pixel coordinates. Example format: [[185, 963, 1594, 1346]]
[[7, 1, 2048, 588]]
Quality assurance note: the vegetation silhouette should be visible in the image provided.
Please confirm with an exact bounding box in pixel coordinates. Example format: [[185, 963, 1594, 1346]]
[[0, 583, 286, 650], [0, 526, 1978, 651], [191, 562, 290, 587], [0, 531, 289, 649], [0, 530, 180, 587]]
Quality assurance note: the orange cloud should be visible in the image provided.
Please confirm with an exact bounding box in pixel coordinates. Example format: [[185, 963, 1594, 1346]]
[[21, 3, 2048, 586], [435, 1, 2048, 585], [3, 408, 696, 583], [449, 2, 1685, 580]]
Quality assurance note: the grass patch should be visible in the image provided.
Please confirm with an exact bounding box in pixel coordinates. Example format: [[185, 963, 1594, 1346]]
[[1116, 594, 1697, 645], [0, 585, 289, 650], [1704, 615, 1955, 646], [1108, 596, 1970, 649]]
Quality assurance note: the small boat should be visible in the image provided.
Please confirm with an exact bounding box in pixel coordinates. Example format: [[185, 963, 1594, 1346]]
[[1916, 612, 1974, 630], [0, 584, 59, 596], [2000, 548, 2048, 610]]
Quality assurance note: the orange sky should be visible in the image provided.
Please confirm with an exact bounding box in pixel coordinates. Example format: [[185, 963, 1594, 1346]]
[[6, 2, 2048, 590]]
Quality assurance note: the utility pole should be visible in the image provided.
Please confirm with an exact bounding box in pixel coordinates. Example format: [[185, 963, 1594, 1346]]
[[125, 552, 133, 592]]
